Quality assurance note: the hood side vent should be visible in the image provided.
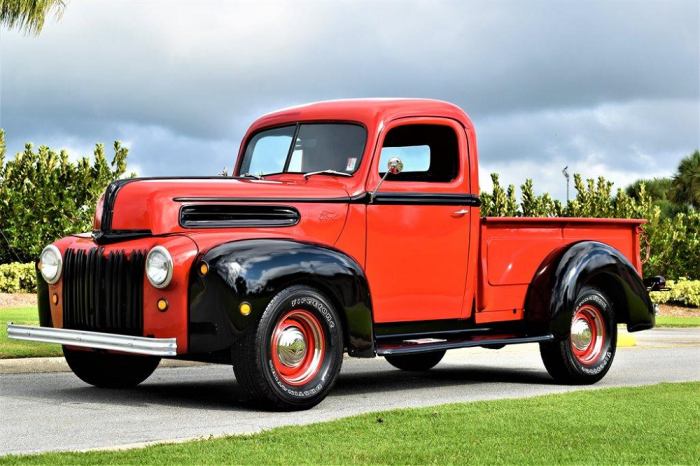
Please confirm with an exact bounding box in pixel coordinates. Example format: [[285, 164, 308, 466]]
[[180, 204, 300, 229]]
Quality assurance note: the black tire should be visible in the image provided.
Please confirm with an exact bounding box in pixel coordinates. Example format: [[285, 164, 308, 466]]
[[540, 286, 617, 385], [63, 346, 160, 388], [385, 350, 446, 371], [232, 285, 344, 411]]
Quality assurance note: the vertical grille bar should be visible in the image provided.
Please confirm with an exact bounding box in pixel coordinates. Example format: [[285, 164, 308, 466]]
[[63, 247, 145, 336], [63, 249, 72, 329]]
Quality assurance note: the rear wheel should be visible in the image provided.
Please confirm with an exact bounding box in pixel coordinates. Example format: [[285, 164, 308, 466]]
[[540, 287, 617, 384], [63, 346, 160, 388], [232, 286, 344, 411], [385, 350, 446, 371]]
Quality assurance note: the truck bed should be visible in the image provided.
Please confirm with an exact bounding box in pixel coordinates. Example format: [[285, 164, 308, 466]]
[[476, 217, 645, 323]]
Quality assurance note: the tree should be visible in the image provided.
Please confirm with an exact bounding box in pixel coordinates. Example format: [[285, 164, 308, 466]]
[[0, 0, 66, 36], [0, 129, 130, 263], [625, 177, 672, 202], [625, 177, 689, 219], [669, 150, 700, 210]]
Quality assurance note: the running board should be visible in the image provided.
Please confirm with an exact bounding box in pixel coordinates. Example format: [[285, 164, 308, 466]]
[[376, 334, 554, 356]]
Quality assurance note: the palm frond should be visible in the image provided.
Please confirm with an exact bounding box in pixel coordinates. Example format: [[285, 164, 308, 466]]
[[0, 0, 67, 36]]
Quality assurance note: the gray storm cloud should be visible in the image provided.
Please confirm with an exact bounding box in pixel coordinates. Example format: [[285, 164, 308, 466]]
[[0, 0, 697, 200]]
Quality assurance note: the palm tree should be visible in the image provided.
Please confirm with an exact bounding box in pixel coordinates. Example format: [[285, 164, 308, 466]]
[[669, 150, 700, 210], [0, 0, 67, 36]]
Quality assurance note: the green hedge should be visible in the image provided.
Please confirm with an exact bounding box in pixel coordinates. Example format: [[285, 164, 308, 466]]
[[480, 173, 700, 280], [0, 262, 36, 293], [0, 129, 129, 264], [650, 278, 700, 308], [3, 259, 697, 308]]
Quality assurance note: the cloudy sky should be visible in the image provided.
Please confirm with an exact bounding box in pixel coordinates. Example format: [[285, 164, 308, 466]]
[[1, 0, 698, 200]]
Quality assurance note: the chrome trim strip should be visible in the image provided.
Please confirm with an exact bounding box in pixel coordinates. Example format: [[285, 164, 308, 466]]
[[6, 323, 177, 357]]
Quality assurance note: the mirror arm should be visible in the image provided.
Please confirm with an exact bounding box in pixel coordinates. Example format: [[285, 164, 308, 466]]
[[370, 171, 393, 204]]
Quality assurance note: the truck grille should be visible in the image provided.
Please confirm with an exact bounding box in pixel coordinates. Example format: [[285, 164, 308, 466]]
[[63, 248, 146, 336]]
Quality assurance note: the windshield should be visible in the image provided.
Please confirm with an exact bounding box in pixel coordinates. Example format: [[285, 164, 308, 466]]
[[239, 123, 367, 177]]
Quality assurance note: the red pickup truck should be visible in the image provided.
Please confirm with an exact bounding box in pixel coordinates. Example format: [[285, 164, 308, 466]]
[[9, 99, 655, 410]]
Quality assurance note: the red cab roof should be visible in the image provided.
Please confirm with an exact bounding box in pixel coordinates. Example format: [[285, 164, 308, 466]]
[[247, 98, 474, 133]]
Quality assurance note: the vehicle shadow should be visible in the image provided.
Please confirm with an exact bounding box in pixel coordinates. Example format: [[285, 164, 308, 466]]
[[15, 362, 555, 412], [332, 364, 554, 398]]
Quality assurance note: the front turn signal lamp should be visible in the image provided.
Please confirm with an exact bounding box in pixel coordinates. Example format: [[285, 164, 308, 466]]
[[40, 245, 62, 284]]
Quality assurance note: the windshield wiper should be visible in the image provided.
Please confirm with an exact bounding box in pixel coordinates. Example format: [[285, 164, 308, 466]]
[[238, 173, 264, 180], [303, 169, 352, 180]]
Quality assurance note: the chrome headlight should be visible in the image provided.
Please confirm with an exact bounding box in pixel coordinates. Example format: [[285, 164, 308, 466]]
[[40, 245, 62, 284], [146, 246, 173, 289]]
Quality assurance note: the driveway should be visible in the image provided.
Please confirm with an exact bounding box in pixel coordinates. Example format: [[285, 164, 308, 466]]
[[1, 328, 698, 455]]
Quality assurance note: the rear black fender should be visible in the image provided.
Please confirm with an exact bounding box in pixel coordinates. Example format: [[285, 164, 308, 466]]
[[188, 239, 374, 357], [526, 241, 654, 339]]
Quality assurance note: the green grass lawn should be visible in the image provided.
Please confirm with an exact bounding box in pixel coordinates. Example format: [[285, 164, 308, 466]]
[[0, 307, 62, 359], [1, 382, 698, 465], [655, 316, 700, 328]]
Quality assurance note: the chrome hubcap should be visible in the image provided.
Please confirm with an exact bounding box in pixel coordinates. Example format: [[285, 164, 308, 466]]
[[276, 327, 307, 368], [571, 319, 593, 350], [570, 304, 606, 365]]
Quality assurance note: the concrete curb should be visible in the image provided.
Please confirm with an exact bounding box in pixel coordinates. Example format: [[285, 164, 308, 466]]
[[0, 357, 207, 375], [1, 330, 638, 375]]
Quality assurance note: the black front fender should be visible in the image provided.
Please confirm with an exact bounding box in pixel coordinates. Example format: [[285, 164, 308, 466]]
[[188, 239, 374, 357], [526, 241, 654, 339]]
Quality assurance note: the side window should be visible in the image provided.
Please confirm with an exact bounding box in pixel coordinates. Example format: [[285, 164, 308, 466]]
[[379, 124, 459, 182]]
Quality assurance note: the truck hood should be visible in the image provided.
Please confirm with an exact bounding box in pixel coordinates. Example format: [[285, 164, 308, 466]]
[[99, 177, 352, 240]]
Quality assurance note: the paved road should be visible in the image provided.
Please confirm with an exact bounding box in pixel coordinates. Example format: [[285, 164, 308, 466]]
[[2, 328, 699, 455]]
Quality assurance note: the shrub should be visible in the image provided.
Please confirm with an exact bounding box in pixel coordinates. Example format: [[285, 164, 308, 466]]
[[480, 173, 699, 280], [0, 262, 36, 293], [0, 129, 130, 264], [649, 278, 700, 308]]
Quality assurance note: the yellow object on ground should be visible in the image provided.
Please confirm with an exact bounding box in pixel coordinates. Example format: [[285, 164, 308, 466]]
[[617, 328, 637, 347]]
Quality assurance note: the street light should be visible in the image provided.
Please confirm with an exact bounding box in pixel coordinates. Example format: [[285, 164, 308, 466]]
[[562, 166, 570, 202]]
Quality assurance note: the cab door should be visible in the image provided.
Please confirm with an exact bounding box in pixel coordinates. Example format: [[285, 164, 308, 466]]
[[365, 119, 474, 323]]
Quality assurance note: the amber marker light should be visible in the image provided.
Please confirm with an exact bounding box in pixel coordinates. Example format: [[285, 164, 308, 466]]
[[200, 262, 209, 276], [52, 293, 59, 305], [157, 299, 169, 312], [239, 302, 252, 316]]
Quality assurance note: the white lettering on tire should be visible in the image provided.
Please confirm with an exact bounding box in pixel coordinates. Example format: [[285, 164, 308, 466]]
[[291, 297, 336, 329], [268, 359, 323, 397]]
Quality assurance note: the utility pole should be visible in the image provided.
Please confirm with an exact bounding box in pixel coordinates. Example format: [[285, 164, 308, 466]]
[[562, 166, 570, 202]]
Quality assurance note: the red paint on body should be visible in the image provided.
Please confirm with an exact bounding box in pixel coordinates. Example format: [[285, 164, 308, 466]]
[[45, 99, 645, 351]]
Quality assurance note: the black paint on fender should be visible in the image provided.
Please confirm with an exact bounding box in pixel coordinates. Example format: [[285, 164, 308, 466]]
[[36, 265, 52, 328], [188, 239, 375, 357], [525, 241, 654, 339]]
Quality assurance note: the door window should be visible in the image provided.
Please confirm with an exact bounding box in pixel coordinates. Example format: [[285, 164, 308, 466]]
[[378, 124, 459, 182]]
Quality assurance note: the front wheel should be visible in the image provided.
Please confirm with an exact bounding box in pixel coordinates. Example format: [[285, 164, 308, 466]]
[[385, 350, 446, 371], [63, 346, 160, 388], [232, 286, 344, 411], [540, 286, 617, 384]]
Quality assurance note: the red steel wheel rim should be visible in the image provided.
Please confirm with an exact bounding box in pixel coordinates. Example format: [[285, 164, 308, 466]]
[[271, 309, 325, 386], [571, 304, 605, 365]]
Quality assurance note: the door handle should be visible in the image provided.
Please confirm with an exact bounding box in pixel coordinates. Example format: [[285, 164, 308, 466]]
[[453, 209, 469, 216]]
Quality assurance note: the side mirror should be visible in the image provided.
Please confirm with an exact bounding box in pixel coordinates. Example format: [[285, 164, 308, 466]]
[[386, 157, 404, 175], [370, 157, 403, 203]]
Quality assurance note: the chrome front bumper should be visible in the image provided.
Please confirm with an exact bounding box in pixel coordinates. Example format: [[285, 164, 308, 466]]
[[6, 323, 177, 357]]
